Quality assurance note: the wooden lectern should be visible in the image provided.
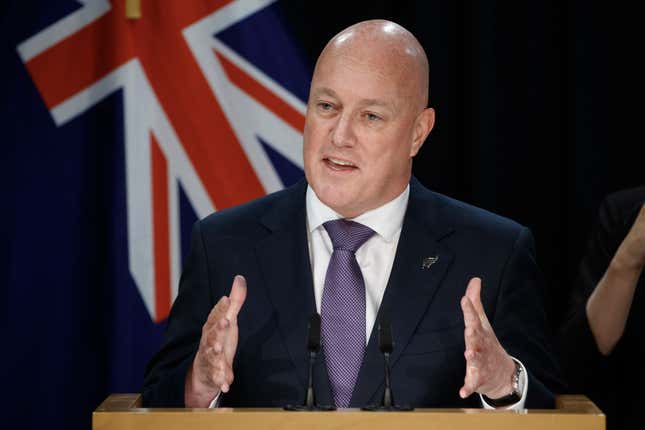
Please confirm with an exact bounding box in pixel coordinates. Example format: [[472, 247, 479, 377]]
[[93, 394, 604, 430]]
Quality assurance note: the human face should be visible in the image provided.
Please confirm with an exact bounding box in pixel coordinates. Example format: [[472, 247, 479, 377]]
[[303, 51, 433, 218]]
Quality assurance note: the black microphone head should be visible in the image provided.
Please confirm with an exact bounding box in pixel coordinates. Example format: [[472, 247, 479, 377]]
[[307, 313, 321, 353], [378, 316, 393, 354]]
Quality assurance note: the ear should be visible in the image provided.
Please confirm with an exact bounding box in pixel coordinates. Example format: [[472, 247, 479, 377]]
[[410, 107, 435, 157]]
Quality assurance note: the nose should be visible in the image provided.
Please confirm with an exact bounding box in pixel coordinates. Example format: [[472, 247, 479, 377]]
[[330, 113, 356, 147]]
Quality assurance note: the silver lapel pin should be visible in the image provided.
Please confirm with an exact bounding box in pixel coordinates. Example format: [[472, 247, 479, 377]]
[[422, 256, 439, 270]]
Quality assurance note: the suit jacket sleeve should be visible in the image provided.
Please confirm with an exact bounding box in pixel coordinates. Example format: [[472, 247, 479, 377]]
[[493, 227, 565, 408], [141, 221, 215, 407]]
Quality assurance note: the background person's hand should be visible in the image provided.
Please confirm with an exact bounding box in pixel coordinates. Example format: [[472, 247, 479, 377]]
[[459, 277, 516, 400], [614, 203, 645, 272], [185, 275, 247, 407]]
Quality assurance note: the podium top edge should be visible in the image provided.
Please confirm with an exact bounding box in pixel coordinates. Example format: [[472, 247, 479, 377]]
[[95, 394, 604, 416]]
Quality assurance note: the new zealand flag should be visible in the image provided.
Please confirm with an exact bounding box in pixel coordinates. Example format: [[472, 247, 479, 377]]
[[2, 1, 311, 428]]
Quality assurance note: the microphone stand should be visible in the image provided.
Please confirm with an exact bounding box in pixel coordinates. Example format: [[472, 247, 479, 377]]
[[284, 313, 335, 411], [382, 348, 393, 408], [305, 347, 316, 408], [362, 317, 413, 411]]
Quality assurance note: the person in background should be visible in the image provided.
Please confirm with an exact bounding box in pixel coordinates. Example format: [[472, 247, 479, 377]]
[[559, 186, 645, 430]]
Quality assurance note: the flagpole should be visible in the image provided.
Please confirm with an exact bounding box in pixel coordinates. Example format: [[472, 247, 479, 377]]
[[126, 0, 141, 19]]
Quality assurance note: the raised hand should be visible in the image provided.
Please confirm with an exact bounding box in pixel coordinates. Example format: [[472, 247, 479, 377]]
[[459, 277, 516, 400], [185, 275, 247, 407], [615, 203, 645, 271]]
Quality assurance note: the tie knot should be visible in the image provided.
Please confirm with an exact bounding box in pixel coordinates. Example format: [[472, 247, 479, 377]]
[[323, 219, 375, 253]]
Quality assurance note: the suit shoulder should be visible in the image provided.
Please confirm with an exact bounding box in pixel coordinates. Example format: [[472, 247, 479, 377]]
[[412, 181, 527, 241], [444, 193, 523, 234]]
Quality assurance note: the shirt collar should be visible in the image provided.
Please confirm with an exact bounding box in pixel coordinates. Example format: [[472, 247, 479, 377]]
[[306, 184, 410, 242]]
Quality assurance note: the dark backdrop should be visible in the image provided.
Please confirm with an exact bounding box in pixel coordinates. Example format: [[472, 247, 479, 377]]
[[278, 0, 643, 330]]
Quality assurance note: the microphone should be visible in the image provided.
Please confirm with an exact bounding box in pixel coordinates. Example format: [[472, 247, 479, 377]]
[[363, 316, 413, 411], [284, 313, 334, 411], [378, 316, 394, 408], [305, 312, 321, 408]]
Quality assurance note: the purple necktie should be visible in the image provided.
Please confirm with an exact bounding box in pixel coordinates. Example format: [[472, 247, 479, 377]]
[[321, 219, 375, 408]]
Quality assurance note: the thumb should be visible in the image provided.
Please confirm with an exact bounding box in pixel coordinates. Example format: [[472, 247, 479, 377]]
[[226, 275, 247, 320]]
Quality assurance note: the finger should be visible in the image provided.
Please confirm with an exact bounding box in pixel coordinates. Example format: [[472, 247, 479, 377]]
[[203, 340, 224, 356], [225, 275, 247, 320], [464, 319, 483, 352], [464, 348, 479, 363], [466, 277, 493, 328], [465, 277, 484, 314], [203, 307, 231, 343], [204, 348, 231, 381], [202, 342, 225, 364], [205, 296, 230, 328], [212, 367, 229, 392], [212, 363, 234, 393], [196, 346, 223, 386], [461, 295, 482, 330], [459, 365, 480, 398], [463, 325, 479, 354], [204, 309, 233, 341], [462, 297, 484, 358], [204, 318, 232, 348], [222, 367, 234, 392]]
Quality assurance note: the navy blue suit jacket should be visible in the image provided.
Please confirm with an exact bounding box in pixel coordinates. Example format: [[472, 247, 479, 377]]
[[142, 178, 562, 408]]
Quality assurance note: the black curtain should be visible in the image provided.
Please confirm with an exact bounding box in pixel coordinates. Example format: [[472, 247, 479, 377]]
[[278, 0, 643, 331]]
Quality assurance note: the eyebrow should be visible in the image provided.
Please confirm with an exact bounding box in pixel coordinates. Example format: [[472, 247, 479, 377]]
[[312, 87, 395, 112], [311, 87, 339, 100]]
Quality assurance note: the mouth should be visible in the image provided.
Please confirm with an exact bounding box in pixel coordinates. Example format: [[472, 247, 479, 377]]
[[323, 157, 358, 172]]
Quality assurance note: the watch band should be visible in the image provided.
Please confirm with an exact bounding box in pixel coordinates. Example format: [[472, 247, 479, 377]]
[[481, 391, 521, 407]]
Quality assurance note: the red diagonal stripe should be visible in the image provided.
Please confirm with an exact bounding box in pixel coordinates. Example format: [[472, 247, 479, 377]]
[[215, 51, 305, 133], [151, 134, 171, 322], [24, 2, 132, 109]]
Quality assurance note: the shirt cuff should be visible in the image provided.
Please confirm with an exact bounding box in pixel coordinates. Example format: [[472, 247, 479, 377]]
[[480, 356, 528, 410], [208, 392, 221, 408]]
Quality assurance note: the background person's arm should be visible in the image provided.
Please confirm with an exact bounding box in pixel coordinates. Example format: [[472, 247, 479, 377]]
[[586, 203, 645, 355]]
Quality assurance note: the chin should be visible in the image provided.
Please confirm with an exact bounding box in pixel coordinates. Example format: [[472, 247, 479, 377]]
[[314, 184, 358, 215]]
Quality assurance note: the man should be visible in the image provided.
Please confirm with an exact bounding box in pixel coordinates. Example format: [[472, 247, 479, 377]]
[[559, 186, 645, 429], [142, 19, 561, 409]]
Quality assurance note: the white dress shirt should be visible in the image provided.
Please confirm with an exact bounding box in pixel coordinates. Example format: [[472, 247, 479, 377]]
[[306, 184, 409, 340]]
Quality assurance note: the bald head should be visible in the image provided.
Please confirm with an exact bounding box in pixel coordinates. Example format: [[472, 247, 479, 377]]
[[313, 19, 429, 112]]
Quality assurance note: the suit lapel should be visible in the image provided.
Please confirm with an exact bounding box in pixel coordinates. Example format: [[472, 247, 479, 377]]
[[255, 181, 333, 400], [350, 179, 455, 407]]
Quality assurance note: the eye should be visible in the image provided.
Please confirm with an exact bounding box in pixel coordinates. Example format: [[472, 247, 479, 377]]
[[317, 102, 334, 111], [365, 112, 382, 122]]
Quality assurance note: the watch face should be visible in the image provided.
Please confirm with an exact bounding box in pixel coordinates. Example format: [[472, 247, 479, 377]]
[[514, 363, 524, 394]]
